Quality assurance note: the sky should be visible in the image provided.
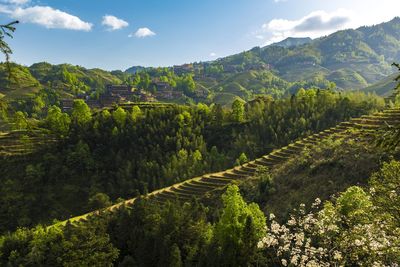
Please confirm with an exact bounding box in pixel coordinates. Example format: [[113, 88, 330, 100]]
[[0, 0, 399, 71]]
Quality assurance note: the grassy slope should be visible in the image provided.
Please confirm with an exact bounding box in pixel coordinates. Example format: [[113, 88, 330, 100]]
[[0, 64, 41, 100], [251, 137, 393, 219]]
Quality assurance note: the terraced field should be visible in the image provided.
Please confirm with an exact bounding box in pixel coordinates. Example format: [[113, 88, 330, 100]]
[[0, 129, 58, 157], [53, 106, 400, 226]]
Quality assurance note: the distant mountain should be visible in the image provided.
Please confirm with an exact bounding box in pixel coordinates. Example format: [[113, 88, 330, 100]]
[[197, 17, 400, 93], [272, 37, 312, 48], [121, 17, 400, 101]]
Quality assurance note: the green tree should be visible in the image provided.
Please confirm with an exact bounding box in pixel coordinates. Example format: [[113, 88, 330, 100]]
[[71, 99, 91, 126], [131, 106, 142, 122], [169, 243, 182, 267], [213, 185, 266, 266], [369, 160, 400, 223], [176, 74, 196, 95], [87, 193, 112, 210], [231, 99, 245, 122], [236, 152, 248, 166], [0, 21, 18, 64], [0, 223, 118, 266], [45, 105, 71, 135], [336, 186, 373, 225], [139, 72, 151, 90], [32, 95, 45, 116], [12, 111, 28, 130], [112, 107, 127, 127]]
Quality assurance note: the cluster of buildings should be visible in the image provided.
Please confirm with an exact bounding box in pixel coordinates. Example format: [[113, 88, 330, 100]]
[[61, 81, 195, 112], [61, 85, 156, 112], [151, 80, 184, 100]]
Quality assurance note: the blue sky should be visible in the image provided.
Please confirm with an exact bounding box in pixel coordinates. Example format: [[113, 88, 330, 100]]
[[0, 0, 399, 70]]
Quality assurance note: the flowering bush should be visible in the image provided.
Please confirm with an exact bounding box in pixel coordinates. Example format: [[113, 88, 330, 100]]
[[259, 174, 400, 266], [258, 199, 344, 266]]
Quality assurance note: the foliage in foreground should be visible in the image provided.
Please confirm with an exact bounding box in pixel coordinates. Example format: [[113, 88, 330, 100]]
[[1, 159, 400, 266], [259, 161, 400, 266]]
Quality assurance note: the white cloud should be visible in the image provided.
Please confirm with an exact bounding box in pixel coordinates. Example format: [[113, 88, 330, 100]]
[[260, 9, 354, 44], [209, 52, 217, 57], [0, 5, 92, 31], [130, 27, 156, 38], [274, 0, 287, 3], [102, 15, 128, 31]]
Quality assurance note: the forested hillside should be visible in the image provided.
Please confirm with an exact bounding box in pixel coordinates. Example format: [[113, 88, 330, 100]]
[[1, 95, 399, 266], [0, 90, 383, 233]]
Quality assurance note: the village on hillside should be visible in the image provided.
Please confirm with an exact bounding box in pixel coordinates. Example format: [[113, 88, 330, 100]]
[[61, 81, 188, 112]]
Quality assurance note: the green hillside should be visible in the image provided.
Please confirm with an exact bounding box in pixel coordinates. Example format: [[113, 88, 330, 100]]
[[0, 63, 41, 100], [272, 37, 312, 48], [194, 17, 400, 93], [364, 73, 398, 96]]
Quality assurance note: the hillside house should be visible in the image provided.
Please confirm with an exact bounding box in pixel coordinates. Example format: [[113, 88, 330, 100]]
[[151, 80, 184, 99], [86, 99, 102, 110], [107, 85, 133, 99], [173, 64, 194, 75], [133, 90, 156, 102], [61, 99, 74, 112], [152, 81, 171, 92], [155, 90, 183, 100]]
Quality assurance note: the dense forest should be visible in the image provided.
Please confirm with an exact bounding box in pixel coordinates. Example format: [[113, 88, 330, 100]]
[[0, 89, 384, 233]]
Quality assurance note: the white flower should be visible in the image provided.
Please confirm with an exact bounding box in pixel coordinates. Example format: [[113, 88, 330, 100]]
[[269, 213, 276, 220], [281, 259, 288, 266], [295, 233, 304, 246], [287, 218, 296, 226], [312, 198, 321, 208], [333, 251, 342, 260], [271, 221, 281, 234], [354, 239, 363, 246], [369, 187, 376, 195], [291, 255, 299, 265]]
